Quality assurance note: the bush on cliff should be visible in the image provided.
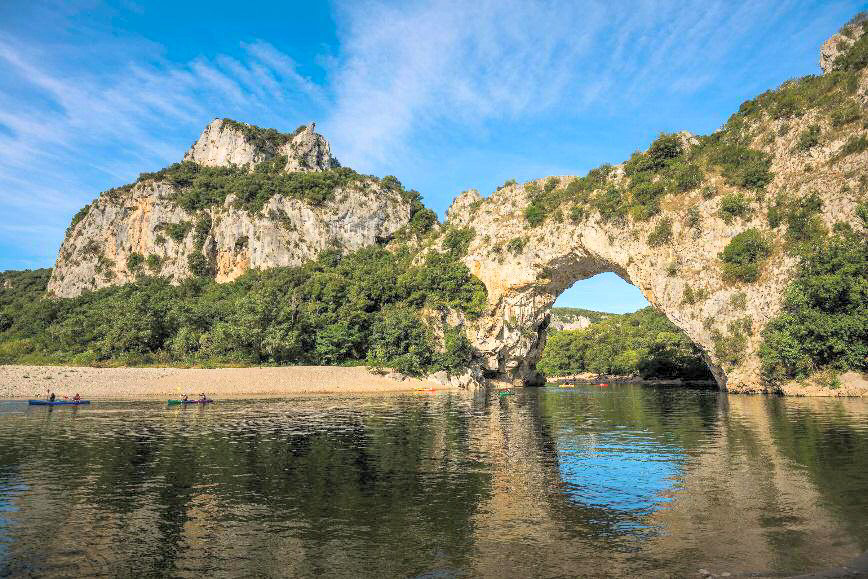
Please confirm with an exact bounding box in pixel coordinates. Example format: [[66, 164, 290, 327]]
[[719, 229, 772, 282], [760, 230, 867, 383]]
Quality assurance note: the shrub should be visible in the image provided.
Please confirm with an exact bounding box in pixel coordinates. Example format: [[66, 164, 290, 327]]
[[730, 291, 747, 310], [628, 176, 665, 220], [194, 213, 212, 249], [686, 206, 701, 230], [496, 178, 517, 191], [164, 221, 191, 243], [126, 253, 144, 272], [833, 135, 868, 160], [682, 285, 708, 305], [570, 205, 586, 222], [140, 160, 365, 213], [832, 20, 868, 72], [442, 226, 475, 257], [408, 207, 437, 237], [708, 143, 773, 189], [524, 204, 545, 226], [187, 253, 214, 278], [647, 218, 672, 247], [380, 175, 403, 191], [720, 229, 772, 282], [713, 319, 750, 368], [831, 100, 861, 126], [145, 254, 162, 273], [858, 202, 868, 227], [66, 203, 91, 237], [647, 133, 683, 167], [672, 162, 703, 192], [221, 118, 299, 150], [593, 187, 627, 222], [767, 195, 785, 228], [506, 237, 526, 255], [718, 193, 752, 224], [794, 124, 821, 151], [784, 192, 825, 247]]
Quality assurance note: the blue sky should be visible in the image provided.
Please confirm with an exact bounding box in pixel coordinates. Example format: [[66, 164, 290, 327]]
[[0, 0, 863, 312]]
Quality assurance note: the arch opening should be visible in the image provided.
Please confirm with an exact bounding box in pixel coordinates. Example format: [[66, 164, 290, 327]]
[[528, 272, 716, 386]]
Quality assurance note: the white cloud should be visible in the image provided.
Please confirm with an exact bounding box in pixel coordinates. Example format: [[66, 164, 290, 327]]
[[0, 0, 860, 268], [0, 23, 322, 266], [321, 0, 858, 171]]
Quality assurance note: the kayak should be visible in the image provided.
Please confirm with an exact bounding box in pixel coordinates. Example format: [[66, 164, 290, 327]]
[[168, 399, 214, 405], [28, 400, 90, 406]]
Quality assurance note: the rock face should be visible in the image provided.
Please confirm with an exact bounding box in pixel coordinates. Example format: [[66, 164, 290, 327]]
[[437, 31, 868, 393], [820, 15, 866, 73], [549, 315, 592, 331], [48, 121, 410, 297], [183, 119, 339, 171]]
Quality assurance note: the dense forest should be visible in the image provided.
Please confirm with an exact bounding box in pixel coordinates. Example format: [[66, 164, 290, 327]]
[[0, 244, 484, 376], [538, 307, 713, 381]]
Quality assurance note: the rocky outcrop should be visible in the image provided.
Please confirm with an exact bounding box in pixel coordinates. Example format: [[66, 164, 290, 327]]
[[48, 122, 409, 297], [549, 315, 592, 331], [435, 29, 868, 393], [183, 119, 338, 171], [820, 14, 866, 73], [446, 189, 482, 225]]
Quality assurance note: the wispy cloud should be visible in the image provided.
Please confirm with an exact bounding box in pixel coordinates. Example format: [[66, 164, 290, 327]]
[[322, 0, 855, 171], [0, 15, 322, 267], [0, 0, 859, 269]]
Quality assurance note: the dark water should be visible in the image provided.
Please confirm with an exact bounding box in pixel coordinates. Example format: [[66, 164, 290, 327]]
[[0, 385, 866, 578]]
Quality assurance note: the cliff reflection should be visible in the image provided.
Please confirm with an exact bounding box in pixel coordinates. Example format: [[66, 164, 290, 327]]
[[0, 387, 866, 577]]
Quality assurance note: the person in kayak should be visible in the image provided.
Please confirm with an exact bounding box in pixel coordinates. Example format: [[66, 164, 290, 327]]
[[199, 393, 207, 402], [181, 394, 189, 402], [49, 391, 55, 402], [73, 393, 81, 401]]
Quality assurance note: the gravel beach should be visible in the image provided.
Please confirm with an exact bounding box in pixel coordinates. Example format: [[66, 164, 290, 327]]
[[0, 365, 447, 400]]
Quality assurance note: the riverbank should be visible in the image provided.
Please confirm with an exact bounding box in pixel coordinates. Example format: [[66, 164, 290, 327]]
[[0, 365, 449, 400], [547, 371, 868, 397], [547, 373, 718, 387]]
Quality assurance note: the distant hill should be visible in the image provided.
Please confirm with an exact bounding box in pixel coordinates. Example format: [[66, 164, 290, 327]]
[[550, 307, 613, 325]]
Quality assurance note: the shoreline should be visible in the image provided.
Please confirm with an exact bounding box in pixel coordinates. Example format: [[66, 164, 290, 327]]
[[3, 365, 866, 400], [0, 365, 451, 400]]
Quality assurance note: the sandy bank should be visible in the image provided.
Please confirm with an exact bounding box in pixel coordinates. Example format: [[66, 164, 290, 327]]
[[0, 365, 449, 400]]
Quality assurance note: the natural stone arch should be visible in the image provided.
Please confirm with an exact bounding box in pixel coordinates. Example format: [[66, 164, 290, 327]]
[[442, 158, 858, 393]]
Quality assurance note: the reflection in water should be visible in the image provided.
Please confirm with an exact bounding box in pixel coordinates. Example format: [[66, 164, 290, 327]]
[[0, 385, 865, 577], [557, 433, 683, 514]]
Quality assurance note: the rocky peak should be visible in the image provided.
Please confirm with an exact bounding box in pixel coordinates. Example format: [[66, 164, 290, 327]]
[[820, 13, 867, 73], [183, 119, 339, 172], [183, 118, 270, 167], [446, 189, 483, 226], [280, 122, 340, 172]]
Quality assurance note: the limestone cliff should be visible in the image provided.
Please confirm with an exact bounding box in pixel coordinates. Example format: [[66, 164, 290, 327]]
[[48, 121, 411, 297], [434, 21, 868, 393]]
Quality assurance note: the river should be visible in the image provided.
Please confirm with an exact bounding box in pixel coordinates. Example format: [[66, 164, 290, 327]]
[[0, 384, 866, 577]]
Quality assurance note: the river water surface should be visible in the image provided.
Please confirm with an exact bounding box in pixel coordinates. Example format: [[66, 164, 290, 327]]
[[1, 385, 866, 577]]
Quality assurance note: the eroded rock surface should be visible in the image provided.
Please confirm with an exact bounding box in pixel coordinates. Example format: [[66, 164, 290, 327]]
[[48, 121, 409, 297]]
